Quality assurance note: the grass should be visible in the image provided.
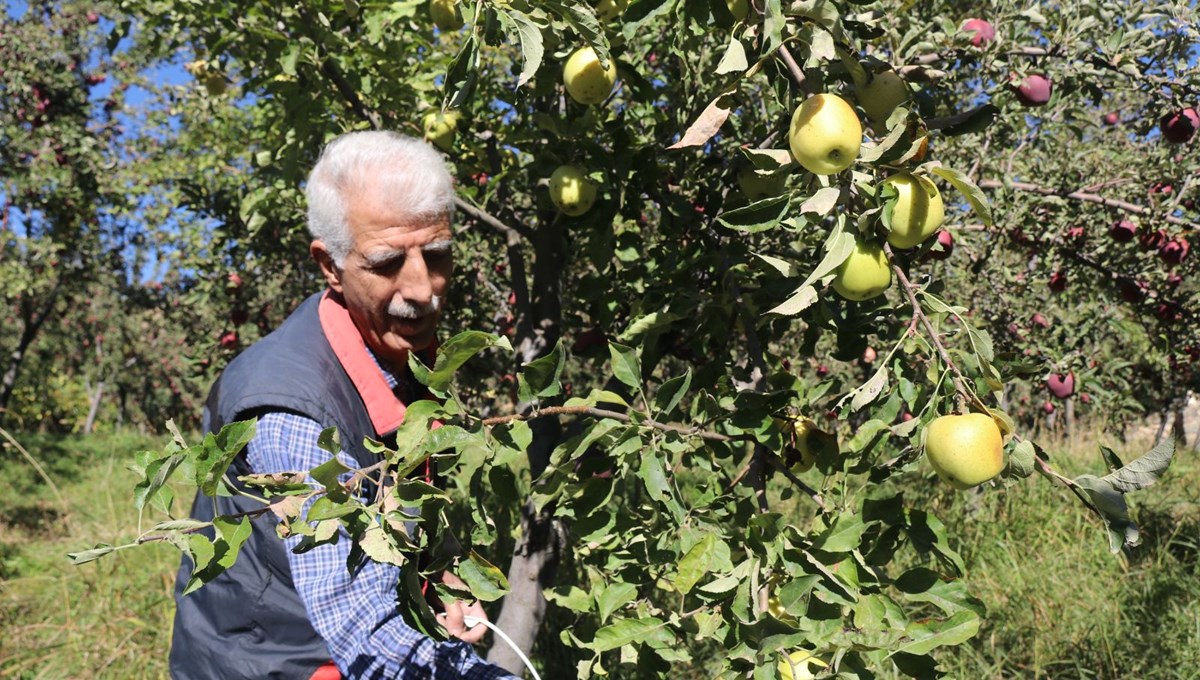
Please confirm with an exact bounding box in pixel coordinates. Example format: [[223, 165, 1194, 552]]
[[0, 428, 1197, 679], [0, 430, 180, 680]]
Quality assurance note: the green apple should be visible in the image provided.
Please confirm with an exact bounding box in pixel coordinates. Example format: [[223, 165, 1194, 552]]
[[779, 416, 839, 473], [777, 650, 826, 680], [737, 168, 788, 201], [883, 173, 944, 249], [563, 46, 618, 105], [857, 69, 909, 131], [727, 0, 748, 19], [831, 238, 891, 301], [595, 0, 628, 20], [924, 413, 1005, 489], [549, 165, 597, 216], [422, 110, 460, 151], [429, 0, 464, 31], [788, 93, 862, 175]]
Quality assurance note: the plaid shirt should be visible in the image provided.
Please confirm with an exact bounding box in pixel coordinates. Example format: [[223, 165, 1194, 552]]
[[245, 350, 516, 680]]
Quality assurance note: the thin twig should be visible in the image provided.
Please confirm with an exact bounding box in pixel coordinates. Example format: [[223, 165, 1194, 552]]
[[777, 45, 807, 91], [482, 405, 737, 443], [979, 179, 1200, 231]]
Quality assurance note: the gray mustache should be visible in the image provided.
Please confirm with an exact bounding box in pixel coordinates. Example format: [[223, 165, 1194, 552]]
[[388, 295, 441, 320]]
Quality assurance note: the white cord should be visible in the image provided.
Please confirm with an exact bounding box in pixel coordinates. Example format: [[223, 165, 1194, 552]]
[[463, 616, 542, 680]]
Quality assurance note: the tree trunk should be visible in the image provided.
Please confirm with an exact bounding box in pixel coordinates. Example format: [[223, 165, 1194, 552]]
[[0, 280, 61, 420], [83, 380, 104, 434], [1172, 399, 1186, 445], [1065, 398, 1075, 440], [487, 214, 565, 672]]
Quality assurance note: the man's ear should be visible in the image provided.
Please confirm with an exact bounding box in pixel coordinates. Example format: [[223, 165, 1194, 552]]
[[310, 240, 344, 293]]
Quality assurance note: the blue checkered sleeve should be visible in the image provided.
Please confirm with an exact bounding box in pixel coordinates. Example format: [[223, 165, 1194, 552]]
[[247, 411, 518, 680]]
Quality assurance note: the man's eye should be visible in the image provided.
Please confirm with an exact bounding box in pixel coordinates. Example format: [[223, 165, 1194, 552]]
[[425, 250, 452, 265]]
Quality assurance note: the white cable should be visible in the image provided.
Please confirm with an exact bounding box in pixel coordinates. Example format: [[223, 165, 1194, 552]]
[[463, 616, 542, 680]]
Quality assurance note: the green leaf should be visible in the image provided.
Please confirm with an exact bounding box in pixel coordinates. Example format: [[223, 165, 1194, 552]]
[[546, 3, 609, 67], [310, 456, 352, 492], [193, 420, 257, 497], [597, 582, 637, 622], [497, 9, 544, 87], [459, 550, 510, 602], [930, 166, 993, 227], [653, 370, 691, 418], [591, 617, 672, 652], [317, 427, 341, 457], [766, 285, 818, 316], [360, 522, 407, 567], [894, 568, 985, 616], [427, 331, 510, 393], [67, 543, 117, 565], [715, 36, 748, 75], [518, 339, 566, 402], [894, 610, 980, 655], [848, 367, 889, 412], [1103, 437, 1174, 492], [675, 534, 718, 594], [717, 194, 789, 233], [755, 253, 801, 278], [443, 34, 480, 109], [799, 187, 841, 216], [607, 343, 642, 391], [1074, 474, 1140, 552], [1006, 440, 1036, 478], [812, 514, 867, 553]]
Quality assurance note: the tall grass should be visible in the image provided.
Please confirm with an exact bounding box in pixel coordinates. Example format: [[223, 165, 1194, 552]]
[[0, 431, 178, 680]]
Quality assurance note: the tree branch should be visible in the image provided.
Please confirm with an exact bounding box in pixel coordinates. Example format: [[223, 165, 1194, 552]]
[[979, 179, 1200, 231], [453, 196, 533, 242], [482, 405, 737, 443]]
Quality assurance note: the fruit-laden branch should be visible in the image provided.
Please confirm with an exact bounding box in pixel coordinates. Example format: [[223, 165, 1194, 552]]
[[979, 179, 1200, 231]]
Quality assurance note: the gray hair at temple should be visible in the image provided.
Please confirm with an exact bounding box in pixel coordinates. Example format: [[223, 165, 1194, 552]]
[[306, 131, 455, 267]]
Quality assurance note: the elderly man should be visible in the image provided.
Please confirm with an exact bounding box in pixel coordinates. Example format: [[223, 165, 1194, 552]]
[[169, 131, 516, 679]]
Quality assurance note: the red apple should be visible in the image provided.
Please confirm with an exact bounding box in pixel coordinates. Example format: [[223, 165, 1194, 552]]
[[1048, 270, 1067, 292], [1139, 227, 1167, 251], [962, 18, 995, 47], [1102, 112, 1119, 126], [86, 11, 99, 23], [861, 346, 877, 364], [1160, 108, 1199, 144], [1080, 393, 1091, 404], [1047, 372, 1075, 399], [1031, 313, 1050, 328], [1109, 219, 1136, 242], [227, 272, 243, 289], [1150, 182, 1174, 195], [219, 331, 239, 349], [1160, 237, 1190, 266], [929, 230, 954, 260], [1064, 225, 1085, 243], [816, 364, 829, 378], [1155, 302, 1182, 323], [1043, 401, 1055, 414], [1012, 74, 1052, 107]]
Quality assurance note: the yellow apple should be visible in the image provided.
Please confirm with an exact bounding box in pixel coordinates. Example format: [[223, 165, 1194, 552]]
[[778, 650, 827, 680], [788, 93, 862, 175], [549, 165, 597, 216], [727, 0, 748, 19], [924, 413, 1005, 489], [422, 110, 460, 151], [780, 416, 838, 472], [857, 69, 909, 131], [429, 0, 463, 31], [563, 46, 618, 105], [595, 0, 628, 20], [882, 173, 944, 249], [831, 238, 891, 301], [738, 168, 788, 201]]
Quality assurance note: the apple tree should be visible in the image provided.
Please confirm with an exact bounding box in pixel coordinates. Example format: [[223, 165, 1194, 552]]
[[77, 0, 1197, 675]]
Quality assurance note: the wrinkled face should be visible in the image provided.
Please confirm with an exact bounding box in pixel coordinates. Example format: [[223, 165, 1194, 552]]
[[313, 174, 453, 368]]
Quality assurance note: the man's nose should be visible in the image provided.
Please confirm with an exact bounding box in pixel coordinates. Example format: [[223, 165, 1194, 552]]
[[397, 252, 433, 304]]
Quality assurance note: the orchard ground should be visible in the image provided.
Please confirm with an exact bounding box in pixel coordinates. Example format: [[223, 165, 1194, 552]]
[[0, 426, 1196, 679]]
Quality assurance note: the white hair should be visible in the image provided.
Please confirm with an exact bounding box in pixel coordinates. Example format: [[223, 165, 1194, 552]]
[[306, 131, 455, 267]]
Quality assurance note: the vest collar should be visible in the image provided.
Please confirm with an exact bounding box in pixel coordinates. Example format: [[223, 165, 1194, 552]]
[[318, 290, 407, 436]]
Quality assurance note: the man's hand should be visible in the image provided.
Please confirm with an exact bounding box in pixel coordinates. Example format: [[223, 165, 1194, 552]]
[[434, 571, 488, 644]]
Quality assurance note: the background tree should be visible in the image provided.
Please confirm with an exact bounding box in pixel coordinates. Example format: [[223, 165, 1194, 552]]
[[53, 0, 1200, 676]]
